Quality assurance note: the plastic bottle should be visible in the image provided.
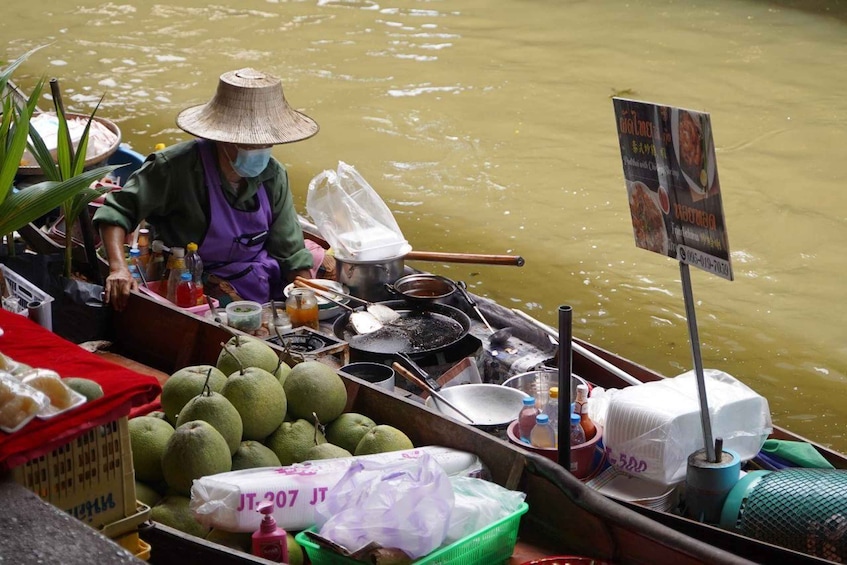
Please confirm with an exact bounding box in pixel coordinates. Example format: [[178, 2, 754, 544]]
[[175, 271, 198, 308], [165, 246, 187, 304], [518, 396, 540, 443], [530, 413, 556, 448], [252, 501, 288, 563], [184, 242, 205, 305], [147, 239, 168, 284], [569, 412, 586, 446], [128, 248, 143, 283], [575, 383, 597, 440], [543, 386, 560, 445], [136, 228, 151, 268]]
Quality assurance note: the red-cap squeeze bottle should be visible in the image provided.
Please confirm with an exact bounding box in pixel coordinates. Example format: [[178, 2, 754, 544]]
[[252, 501, 288, 563]]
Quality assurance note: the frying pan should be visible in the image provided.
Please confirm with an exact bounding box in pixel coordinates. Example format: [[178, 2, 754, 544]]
[[332, 300, 471, 358]]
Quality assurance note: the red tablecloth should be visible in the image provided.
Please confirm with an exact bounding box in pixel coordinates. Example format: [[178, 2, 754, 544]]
[[0, 309, 160, 470]]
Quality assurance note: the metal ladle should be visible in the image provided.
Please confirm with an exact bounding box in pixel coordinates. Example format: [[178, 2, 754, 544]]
[[452, 279, 513, 347], [292, 280, 383, 334]]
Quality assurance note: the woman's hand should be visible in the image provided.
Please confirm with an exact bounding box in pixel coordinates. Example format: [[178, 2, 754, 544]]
[[104, 266, 138, 311]]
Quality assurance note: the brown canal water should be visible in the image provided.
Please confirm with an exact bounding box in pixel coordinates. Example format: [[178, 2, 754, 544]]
[[4, 0, 846, 450]]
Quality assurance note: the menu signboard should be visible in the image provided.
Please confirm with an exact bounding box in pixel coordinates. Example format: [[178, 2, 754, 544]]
[[613, 98, 733, 281]]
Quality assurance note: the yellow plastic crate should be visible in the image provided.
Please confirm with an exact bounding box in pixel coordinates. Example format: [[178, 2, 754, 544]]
[[12, 416, 137, 530], [116, 531, 151, 562]]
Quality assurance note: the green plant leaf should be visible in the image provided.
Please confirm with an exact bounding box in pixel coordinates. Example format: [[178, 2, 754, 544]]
[[24, 115, 61, 182], [0, 164, 118, 235]]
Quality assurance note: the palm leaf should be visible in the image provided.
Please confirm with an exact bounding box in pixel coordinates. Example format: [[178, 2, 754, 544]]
[[0, 165, 117, 235], [0, 89, 40, 204]]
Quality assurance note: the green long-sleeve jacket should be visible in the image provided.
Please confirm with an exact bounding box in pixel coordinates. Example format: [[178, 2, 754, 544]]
[[92, 140, 313, 274]]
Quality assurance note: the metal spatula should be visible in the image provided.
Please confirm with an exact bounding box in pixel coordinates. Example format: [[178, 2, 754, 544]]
[[294, 276, 400, 324], [292, 279, 383, 334]]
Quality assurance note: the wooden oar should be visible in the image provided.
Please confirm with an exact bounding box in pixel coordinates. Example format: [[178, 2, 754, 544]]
[[296, 217, 524, 266], [404, 251, 524, 267]]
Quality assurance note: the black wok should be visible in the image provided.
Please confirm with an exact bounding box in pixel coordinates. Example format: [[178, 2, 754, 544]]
[[332, 299, 471, 358]]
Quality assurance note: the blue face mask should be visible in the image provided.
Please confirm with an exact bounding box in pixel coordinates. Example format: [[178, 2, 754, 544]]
[[231, 146, 272, 178]]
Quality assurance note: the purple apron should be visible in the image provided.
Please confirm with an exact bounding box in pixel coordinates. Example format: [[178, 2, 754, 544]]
[[197, 140, 282, 302]]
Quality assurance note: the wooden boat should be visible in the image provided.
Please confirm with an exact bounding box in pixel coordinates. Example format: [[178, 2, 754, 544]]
[[95, 288, 842, 565]]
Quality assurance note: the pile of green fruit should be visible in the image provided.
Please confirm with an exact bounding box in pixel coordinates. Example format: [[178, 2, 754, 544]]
[[128, 334, 414, 561]]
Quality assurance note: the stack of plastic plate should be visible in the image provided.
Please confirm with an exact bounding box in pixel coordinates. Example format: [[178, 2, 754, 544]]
[[585, 467, 678, 512]]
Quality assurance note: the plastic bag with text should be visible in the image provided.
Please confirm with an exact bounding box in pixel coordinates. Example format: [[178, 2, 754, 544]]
[[313, 452, 454, 559], [306, 161, 408, 261]]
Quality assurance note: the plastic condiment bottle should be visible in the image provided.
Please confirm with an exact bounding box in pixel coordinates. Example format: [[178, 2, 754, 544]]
[[518, 396, 540, 443], [530, 413, 556, 448], [543, 386, 560, 440], [575, 383, 596, 440], [165, 246, 187, 303], [128, 248, 143, 283], [147, 239, 168, 284], [184, 242, 205, 305], [252, 501, 288, 563], [175, 271, 197, 308], [569, 412, 586, 446], [136, 228, 151, 267]]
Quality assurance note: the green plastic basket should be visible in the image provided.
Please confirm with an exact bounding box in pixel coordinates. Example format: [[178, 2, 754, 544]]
[[295, 502, 529, 565]]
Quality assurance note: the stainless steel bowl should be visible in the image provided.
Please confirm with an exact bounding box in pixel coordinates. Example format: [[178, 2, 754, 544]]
[[501, 369, 589, 412]]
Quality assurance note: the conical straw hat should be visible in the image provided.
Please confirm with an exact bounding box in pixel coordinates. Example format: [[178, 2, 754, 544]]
[[176, 68, 319, 145]]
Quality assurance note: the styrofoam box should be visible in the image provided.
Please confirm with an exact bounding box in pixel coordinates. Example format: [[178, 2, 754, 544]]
[[603, 369, 772, 486]]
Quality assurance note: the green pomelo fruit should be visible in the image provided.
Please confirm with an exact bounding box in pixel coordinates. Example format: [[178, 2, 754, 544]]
[[325, 413, 376, 454], [63, 377, 104, 401], [231, 440, 281, 470], [161, 420, 232, 495], [287, 533, 304, 565], [217, 335, 280, 376], [206, 529, 252, 552], [354, 424, 414, 456], [128, 416, 175, 482], [151, 495, 210, 538], [161, 365, 227, 424], [283, 361, 347, 424], [135, 481, 163, 508], [221, 367, 287, 440], [305, 442, 352, 461], [176, 391, 243, 455], [265, 419, 326, 466], [274, 360, 292, 387], [148, 411, 169, 421]]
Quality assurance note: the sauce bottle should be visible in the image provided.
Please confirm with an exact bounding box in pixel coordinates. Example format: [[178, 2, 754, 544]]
[[165, 246, 186, 303], [569, 412, 586, 446], [175, 271, 198, 308], [575, 384, 596, 440], [518, 396, 540, 443], [530, 413, 556, 448], [252, 501, 288, 563]]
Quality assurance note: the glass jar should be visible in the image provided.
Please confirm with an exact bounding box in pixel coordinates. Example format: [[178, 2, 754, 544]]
[[285, 288, 319, 330]]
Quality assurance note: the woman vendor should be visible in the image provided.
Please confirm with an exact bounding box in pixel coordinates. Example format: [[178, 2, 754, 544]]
[[94, 68, 328, 311]]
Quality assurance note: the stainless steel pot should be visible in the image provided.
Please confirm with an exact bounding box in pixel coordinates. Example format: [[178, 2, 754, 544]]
[[334, 253, 405, 302]]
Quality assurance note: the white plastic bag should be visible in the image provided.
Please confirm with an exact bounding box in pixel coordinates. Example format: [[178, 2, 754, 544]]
[[191, 445, 482, 532], [313, 452, 454, 559], [445, 476, 526, 544], [306, 161, 408, 261], [603, 369, 772, 485]]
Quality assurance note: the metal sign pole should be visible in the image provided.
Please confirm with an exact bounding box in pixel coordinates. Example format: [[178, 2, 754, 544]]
[[679, 261, 715, 462]]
